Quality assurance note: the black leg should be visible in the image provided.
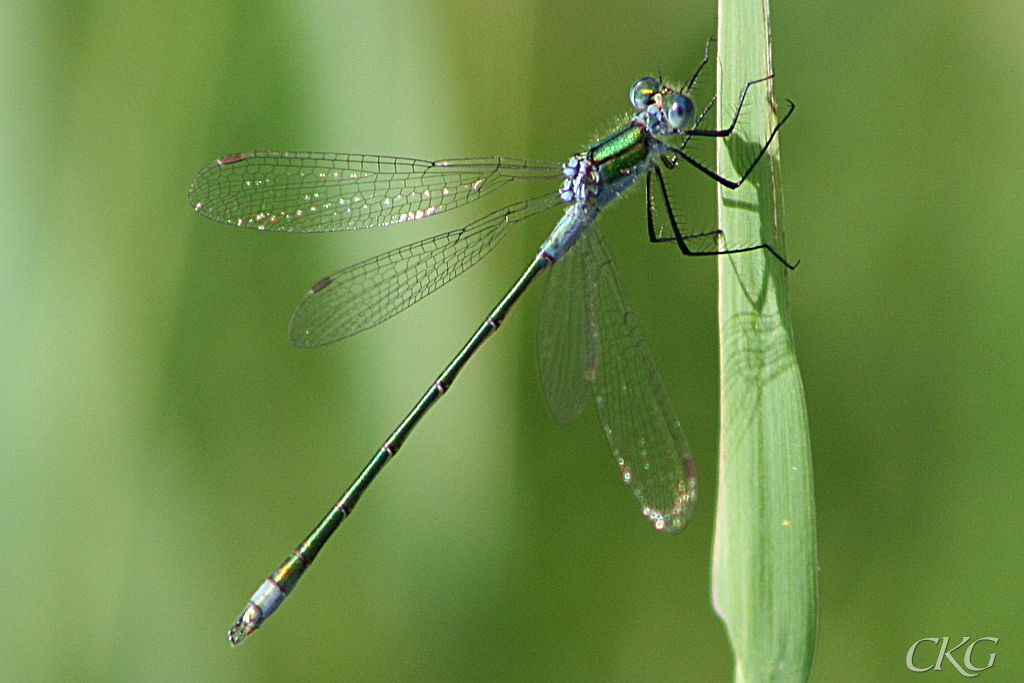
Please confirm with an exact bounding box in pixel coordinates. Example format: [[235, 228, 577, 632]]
[[685, 74, 774, 139], [685, 37, 716, 92], [671, 98, 795, 189], [647, 166, 798, 270], [647, 165, 688, 246], [648, 165, 721, 252]]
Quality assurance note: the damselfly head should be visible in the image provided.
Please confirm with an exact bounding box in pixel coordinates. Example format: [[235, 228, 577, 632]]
[[632, 77, 696, 136]]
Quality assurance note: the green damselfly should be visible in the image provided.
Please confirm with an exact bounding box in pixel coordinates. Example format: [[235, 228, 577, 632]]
[[191, 50, 794, 645]]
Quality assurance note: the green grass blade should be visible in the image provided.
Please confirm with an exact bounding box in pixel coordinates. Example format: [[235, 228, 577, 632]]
[[711, 1, 818, 682]]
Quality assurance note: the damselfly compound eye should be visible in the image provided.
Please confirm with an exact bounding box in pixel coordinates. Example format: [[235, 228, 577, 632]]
[[630, 77, 661, 110], [666, 93, 696, 131]]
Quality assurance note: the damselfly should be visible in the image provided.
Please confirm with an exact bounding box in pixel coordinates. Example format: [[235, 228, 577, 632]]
[[190, 50, 794, 645]]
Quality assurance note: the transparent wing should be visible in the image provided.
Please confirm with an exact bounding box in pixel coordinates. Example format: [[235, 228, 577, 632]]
[[190, 151, 563, 233], [289, 195, 562, 347], [536, 237, 597, 424], [585, 226, 698, 532]]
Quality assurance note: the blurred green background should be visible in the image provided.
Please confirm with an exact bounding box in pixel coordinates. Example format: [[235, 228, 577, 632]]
[[2, 0, 1022, 681]]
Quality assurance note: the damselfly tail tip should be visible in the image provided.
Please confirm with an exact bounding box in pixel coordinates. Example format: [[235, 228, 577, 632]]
[[227, 603, 263, 646], [228, 577, 287, 646]]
